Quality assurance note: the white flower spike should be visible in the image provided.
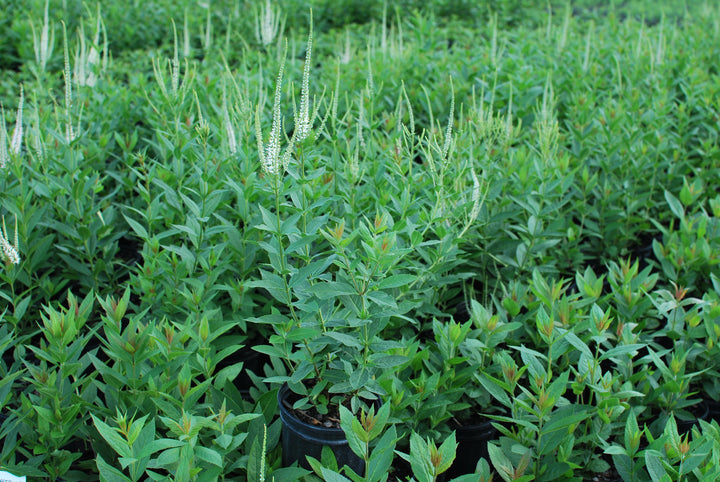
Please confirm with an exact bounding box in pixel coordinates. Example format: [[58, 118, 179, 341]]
[[0, 216, 20, 266]]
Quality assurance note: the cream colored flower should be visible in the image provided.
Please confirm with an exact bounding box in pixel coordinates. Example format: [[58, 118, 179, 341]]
[[255, 0, 284, 48], [295, 17, 313, 144], [1, 85, 24, 168], [257, 56, 286, 176], [0, 216, 20, 266]]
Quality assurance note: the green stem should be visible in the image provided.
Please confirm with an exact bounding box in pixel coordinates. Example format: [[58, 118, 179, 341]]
[[272, 174, 321, 380]]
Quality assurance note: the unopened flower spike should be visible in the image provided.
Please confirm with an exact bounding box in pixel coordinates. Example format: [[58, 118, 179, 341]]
[[62, 21, 75, 143], [222, 80, 237, 156], [0, 106, 8, 169], [442, 77, 455, 162], [193, 90, 209, 140], [11, 85, 24, 155], [295, 10, 313, 144]]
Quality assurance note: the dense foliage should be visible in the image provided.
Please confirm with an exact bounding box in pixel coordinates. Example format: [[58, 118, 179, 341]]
[[1, 1, 719, 481]]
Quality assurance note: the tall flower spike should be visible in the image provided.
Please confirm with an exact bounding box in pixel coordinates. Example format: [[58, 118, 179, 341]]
[[222, 80, 237, 156], [365, 43, 374, 98], [339, 28, 352, 64], [442, 78, 455, 162], [537, 76, 559, 166], [256, 0, 282, 47], [62, 21, 75, 143], [295, 11, 313, 144], [31, 0, 54, 73], [257, 53, 286, 176], [0, 106, 8, 169], [470, 168, 483, 222], [10, 84, 23, 155], [0, 216, 20, 266], [31, 98, 44, 161]]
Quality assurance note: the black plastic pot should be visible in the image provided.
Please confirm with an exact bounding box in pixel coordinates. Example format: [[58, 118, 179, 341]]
[[278, 384, 366, 475], [232, 346, 270, 392], [707, 400, 720, 424], [445, 417, 498, 478], [676, 400, 710, 435]]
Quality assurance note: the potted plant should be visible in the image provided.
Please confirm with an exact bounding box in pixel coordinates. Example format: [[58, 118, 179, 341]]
[[393, 300, 518, 478], [632, 283, 714, 435], [246, 26, 413, 473]]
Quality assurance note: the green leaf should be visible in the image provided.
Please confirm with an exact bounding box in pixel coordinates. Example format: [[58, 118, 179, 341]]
[[258, 205, 280, 233], [538, 407, 589, 455], [599, 344, 645, 362], [371, 354, 408, 369], [320, 445, 339, 473], [645, 451, 668, 482], [408, 432, 433, 482], [367, 403, 390, 440], [136, 439, 185, 461], [349, 368, 370, 390], [123, 214, 148, 240], [612, 454, 633, 482], [92, 414, 133, 459], [252, 344, 287, 359], [624, 410, 641, 456], [307, 281, 358, 299], [545, 370, 570, 403], [367, 291, 397, 308], [324, 332, 363, 349], [516, 346, 546, 383], [664, 190, 684, 219], [436, 431, 457, 474], [320, 467, 352, 482], [603, 445, 628, 456], [286, 234, 319, 255], [339, 405, 367, 460], [562, 330, 593, 359], [271, 467, 313, 480], [286, 327, 321, 342], [487, 442, 514, 482], [96, 454, 134, 482], [365, 425, 397, 482], [476, 373, 512, 408], [290, 360, 315, 384], [195, 446, 224, 467], [125, 414, 150, 447], [376, 274, 416, 289]]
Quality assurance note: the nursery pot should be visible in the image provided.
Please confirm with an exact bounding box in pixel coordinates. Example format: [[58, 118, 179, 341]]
[[278, 384, 368, 475], [231, 346, 270, 392], [707, 400, 720, 424], [445, 417, 498, 478], [676, 400, 710, 435]]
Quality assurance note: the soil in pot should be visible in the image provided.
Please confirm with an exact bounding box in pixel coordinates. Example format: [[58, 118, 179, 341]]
[[278, 384, 374, 475]]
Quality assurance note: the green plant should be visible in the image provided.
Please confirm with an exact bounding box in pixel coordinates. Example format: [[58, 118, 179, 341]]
[[606, 412, 720, 482], [12, 292, 95, 480], [398, 300, 518, 443], [93, 403, 260, 481], [247, 21, 415, 417], [2, 0, 720, 479]]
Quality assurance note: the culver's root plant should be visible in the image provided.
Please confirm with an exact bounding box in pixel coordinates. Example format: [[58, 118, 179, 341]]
[[248, 22, 413, 417], [1, 1, 720, 479]]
